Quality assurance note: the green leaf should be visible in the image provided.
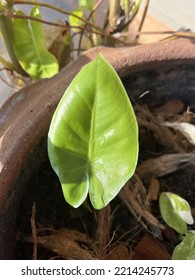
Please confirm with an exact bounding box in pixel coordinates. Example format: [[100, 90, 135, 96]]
[[69, 8, 84, 33], [48, 54, 138, 209], [172, 232, 195, 260], [159, 192, 194, 234], [79, 0, 95, 11], [13, 6, 59, 79], [130, 0, 142, 17]]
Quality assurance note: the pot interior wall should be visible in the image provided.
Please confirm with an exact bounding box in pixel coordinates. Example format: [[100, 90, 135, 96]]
[[0, 63, 195, 259], [124, 64, 195, 104], [0, 139, 47, 259]]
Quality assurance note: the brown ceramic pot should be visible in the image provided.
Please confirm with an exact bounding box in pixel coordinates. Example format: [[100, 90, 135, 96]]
[[0, 39, 195, 259]]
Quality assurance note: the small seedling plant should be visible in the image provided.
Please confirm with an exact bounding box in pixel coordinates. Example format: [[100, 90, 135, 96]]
[[160, 192, 195, 260], [48, 54, 195, 259], [48, 54, 139, 210]]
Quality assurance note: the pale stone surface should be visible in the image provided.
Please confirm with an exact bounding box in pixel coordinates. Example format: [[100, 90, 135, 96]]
[[149, 0, 195, 32]]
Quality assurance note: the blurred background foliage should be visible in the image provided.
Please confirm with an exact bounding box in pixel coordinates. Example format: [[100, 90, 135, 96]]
[[0, 0, 148, 82]]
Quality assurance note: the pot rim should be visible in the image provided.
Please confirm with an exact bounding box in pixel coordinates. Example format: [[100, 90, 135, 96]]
[[0, 38, 195, 207]]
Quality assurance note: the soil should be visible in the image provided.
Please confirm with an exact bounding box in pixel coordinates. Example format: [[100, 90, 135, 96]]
[[16, 97, 195, 260]]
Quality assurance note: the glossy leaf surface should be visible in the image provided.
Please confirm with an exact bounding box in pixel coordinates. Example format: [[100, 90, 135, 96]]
[[13, 7, 59, 79], [172, 232, 195, 260], [48, 55, 138, 209], [159, 192, 194, 234]]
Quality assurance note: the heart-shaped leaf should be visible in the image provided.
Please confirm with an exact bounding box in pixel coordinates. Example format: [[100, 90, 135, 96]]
[[48, 54, 138, 209], [159, 192, 194, 234], [172, 232, 195, 260], [13, 6, 59, 79]]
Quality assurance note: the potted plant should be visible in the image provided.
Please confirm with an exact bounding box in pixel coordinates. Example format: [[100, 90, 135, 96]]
[[0, 38, 195, 259]]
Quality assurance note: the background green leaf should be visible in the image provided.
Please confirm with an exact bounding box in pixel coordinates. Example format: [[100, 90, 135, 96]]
[[159, 192, 193, 234], [168, 192, 194, 225], [13, 6, 59, 79], [172, 232, 195, 260], [79, 0, 96, 11], [69, 8, 84, 33], [48, 54, 138, 209]]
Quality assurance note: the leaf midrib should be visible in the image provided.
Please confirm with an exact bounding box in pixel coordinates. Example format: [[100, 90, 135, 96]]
[[30, 19, 46, 72], [88, 96, 96, 161], [88, 69, 98, 163]]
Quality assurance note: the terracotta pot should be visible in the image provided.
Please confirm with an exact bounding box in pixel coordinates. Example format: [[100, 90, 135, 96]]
[[0, 39, 195, 259]]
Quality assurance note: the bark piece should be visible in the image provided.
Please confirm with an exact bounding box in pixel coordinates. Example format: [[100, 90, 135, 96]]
[[137, 153, 195, 181], [119, 174, 163, 232], [27, 228, 96, 260], [132, 234, 171, 260]]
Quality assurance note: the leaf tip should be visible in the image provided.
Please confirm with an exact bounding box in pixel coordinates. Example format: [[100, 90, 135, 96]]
[[96, 52, 106, 62]]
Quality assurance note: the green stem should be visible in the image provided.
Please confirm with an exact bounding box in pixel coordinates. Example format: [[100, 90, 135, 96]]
[[0, 54, 14, 70], [130, 0, 142, 17], [0, 13, 26, 75]]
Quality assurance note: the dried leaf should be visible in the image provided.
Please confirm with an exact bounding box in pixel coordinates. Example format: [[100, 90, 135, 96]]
[[164, 122, 195, 146], [44, 22, 72, 68]]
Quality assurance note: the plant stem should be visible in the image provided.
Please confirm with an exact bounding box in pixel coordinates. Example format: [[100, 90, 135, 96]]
[[120, 30, 195, 40], [7, 12, 130, 46], [136, 0, 150, 40], [90, 0, 104, 19], [13, 0, 102, 33], [0, 54, 14, 70], [77, 0, 104, 56], [6, 11, 69, 28], [108, 0, 121, 32]]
